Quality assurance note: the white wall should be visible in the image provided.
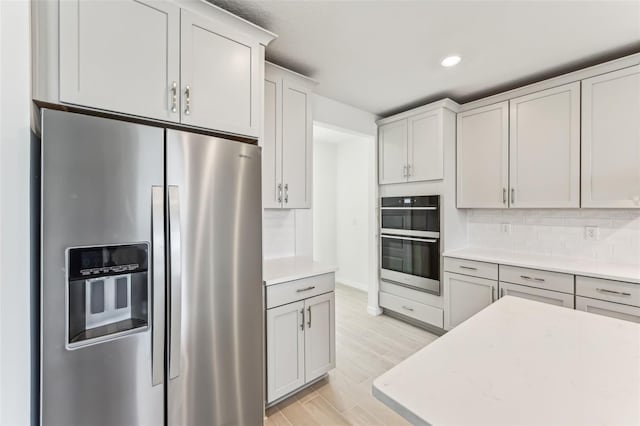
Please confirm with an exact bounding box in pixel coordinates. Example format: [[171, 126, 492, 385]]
[[0, 1, 32, 425], [468, 209, 640, 264], [335, 137, 373, 291], [312, 94, 378, 138], [312, 142, 337, 266]]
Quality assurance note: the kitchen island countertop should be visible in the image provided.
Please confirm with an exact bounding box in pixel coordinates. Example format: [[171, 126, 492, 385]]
[[373, 296, 640, 425]]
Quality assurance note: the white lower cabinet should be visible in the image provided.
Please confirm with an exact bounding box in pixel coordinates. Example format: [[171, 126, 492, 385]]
[[304, 293, 336, 382], [444, 272, 497, 331], [266, 274, 335, 404], [266, 300, 305, 401], [576, 296, 640, 323], [499, 281, 574, 308]]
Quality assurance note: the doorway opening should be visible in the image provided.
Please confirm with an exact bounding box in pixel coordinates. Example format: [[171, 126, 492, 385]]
[[312, 122, 377, 301]]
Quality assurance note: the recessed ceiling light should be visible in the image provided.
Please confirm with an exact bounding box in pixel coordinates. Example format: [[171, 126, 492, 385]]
[[441, 55, 461, 67]]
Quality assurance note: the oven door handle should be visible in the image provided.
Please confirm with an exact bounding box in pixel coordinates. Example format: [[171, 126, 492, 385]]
[[381, 235, 437, 243], [380, 206, 437, 210]]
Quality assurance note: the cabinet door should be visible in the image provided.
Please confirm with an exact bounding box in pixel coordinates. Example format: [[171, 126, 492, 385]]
[[267, 301, 305, 403], [582, 65, 640, 208], [281, 79, 312, 208], [304, 292, 335, 383], [379, 119, 408, 184], [444, 272, 497, 330], [499, 282, 574, 308], [456, 102, 509, 208], [180, 10, 260, 136], [509, 83, 580, 208], [407, 110, 443, 182], [59, 0, 180, 121], [576, 296, 640, 323], [263, 75, 283, 208]]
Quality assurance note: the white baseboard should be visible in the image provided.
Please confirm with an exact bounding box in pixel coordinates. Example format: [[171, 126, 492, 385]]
[[367, 305, 383, 316], [336, 277, 368, 292]]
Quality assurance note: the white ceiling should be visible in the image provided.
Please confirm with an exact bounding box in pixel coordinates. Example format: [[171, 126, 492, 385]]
[[211, 0, 640, 116]]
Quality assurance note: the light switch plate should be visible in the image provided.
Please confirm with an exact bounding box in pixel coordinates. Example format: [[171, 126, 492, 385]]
[[584, 226, 599, 241]]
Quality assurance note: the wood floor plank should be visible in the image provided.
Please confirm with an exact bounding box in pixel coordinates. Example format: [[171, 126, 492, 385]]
[[266, 284, 438, 426], [299, 394, 351, 426]]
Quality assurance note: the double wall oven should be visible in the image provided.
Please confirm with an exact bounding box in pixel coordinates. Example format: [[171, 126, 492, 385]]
[[380, 195, 441, 295]]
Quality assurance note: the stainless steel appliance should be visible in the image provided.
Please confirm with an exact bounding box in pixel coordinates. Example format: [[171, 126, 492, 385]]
[[40, 109, 263, 425], [380, 196, 441, 294]]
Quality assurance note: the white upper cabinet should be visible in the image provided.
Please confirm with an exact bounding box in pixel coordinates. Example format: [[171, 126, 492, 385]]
[[581, 65, 640, 208], [180, 9, 261, 136], [48, 0, 275, 137], [263, 63, 315, 209], [378, 102, 453, 185], [509, 82, 580, 208], [281, 79, 313, 208], [456, 102, 509, 208], [408, 110, 443, 182], [59, 0, 180, 122], [378, 119, 408, 184], [263, 75, 282, 209]]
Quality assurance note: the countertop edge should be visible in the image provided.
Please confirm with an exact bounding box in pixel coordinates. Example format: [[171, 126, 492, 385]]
[[372, 382, 430, 426], [443, 249, 640, 284], [264, 268, 337, 286]]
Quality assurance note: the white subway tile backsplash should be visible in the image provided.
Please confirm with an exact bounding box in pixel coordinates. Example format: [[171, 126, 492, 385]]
[[263, 209, 296, 259], [468, 209, 640, 264]]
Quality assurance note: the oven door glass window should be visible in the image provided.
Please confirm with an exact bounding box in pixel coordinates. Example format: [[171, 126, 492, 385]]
[[380, 236, 439, 280], [381, 209, 439, 233]]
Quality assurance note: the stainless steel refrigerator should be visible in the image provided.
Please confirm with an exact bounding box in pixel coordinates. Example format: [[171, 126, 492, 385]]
[[40, 109, 264, 425]]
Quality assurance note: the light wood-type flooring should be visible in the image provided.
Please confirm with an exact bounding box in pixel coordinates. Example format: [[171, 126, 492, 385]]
[[265, 283, 439, 426]]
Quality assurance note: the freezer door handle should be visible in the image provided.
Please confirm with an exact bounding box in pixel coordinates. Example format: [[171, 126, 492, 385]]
[[151, 186, 165, 386], [168, 185, 182, 379]]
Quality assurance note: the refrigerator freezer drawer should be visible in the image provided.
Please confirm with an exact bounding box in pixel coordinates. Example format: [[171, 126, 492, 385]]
[[266, 272, 335, 308]]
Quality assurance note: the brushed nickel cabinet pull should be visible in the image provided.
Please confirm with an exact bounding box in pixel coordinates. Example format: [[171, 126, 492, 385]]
[[300, 308, 304, 331], [170, 81, 178, 113], [459, 265, 478, 271], [596, 288, 631, 297], [402, 305, 414, 312], [184, 85, 191, 115], [296, 286, 316, 293], [307, 306, 312, 328]]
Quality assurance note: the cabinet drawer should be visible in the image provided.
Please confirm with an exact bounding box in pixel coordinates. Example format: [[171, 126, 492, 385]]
[[499, 265, 573, 294], [499, 281, 574, 308], [380, 281, 442, 307], [379, 292, 443, 328], [576, 296, 640, 323], [576, 276, 640, 308], [266, 273, 335, 309], [444, 257, 498, 280]]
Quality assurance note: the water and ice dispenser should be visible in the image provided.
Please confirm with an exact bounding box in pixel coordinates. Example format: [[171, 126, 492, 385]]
[[67, 243, 149, 348]]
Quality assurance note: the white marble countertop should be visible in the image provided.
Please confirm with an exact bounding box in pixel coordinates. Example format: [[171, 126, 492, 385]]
[[263, 256, 337, 286], [373, 296, 640, 426], [444, 247, 640, 284]]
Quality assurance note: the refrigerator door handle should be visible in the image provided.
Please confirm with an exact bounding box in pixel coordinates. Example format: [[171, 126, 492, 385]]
[[151, 186, 166, 386], [168, 185, 182, 379]]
